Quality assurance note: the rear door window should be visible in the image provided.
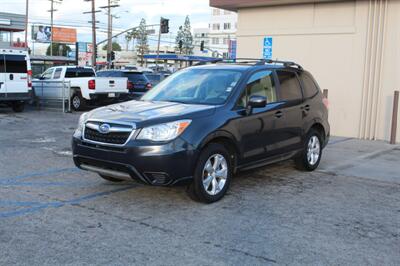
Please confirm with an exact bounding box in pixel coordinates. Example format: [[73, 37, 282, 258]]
[[4, 55, 27, 73], [299, 72, 319, 98], [53, 68, 63, 79], [65, 68, 95, 78], [276, 71, 303, 101]]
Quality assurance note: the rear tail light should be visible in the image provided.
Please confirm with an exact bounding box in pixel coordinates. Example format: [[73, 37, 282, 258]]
[[88, 79, 96, 90], [146, 83, 152, 89], [27, 70, 32, 88], [323, 97, 329, 109], [127, 81, 134, 90]]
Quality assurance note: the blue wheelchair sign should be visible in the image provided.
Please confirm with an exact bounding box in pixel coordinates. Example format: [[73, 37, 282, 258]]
[[263, 37, 273, 59]]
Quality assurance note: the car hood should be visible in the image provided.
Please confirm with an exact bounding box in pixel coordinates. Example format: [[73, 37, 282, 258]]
[[86, 100, 216, 127]]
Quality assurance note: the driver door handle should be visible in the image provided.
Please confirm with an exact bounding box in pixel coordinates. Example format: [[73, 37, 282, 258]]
[[275, 110, 283, 118]]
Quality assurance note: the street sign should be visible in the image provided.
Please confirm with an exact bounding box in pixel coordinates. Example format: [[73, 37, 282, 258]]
[[263, 36, 273, 59], [228, 40, 237, 59]]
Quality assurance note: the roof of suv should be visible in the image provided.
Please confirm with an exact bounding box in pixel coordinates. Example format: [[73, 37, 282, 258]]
[[191, 59, 304, 72]]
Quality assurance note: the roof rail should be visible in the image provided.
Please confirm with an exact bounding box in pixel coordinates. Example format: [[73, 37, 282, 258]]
[[212, 58, 303, 70]]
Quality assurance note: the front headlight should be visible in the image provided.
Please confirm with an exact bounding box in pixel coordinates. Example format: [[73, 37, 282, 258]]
[[73, 112, 88, 137], [136, 120, 191, 142]]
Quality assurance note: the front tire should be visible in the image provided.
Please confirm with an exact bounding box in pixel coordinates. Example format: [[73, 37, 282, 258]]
[[295, 129, 323, 171], [188, 143, 232, 203], [99, 174, 124, 182], [11, 101, 25, 112]]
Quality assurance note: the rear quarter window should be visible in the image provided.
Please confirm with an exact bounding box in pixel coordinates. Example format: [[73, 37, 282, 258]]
[[299, 72, 320, 98], [4, 55, 27, 73]]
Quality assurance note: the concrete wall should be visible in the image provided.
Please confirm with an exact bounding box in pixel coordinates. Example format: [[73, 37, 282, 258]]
[[235, 0, 399, 142]]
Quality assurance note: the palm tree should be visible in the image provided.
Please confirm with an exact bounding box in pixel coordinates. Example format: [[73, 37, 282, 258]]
[[125, 29, 139, 51]]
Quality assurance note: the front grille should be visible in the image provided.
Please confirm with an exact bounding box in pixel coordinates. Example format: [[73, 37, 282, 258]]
[[83, 123, 133, 145]]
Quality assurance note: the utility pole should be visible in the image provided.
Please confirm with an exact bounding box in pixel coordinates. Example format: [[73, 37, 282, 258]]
[[156, 18, 162, 70], [24, 0, 29, 49], [84, 0, 100, 68], [48, 0, 62, 56], [100, 0, 119, 69]]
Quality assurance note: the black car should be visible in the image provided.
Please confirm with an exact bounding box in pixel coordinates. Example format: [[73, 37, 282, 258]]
[[73, 59, 330, 203], [97, 70, 152, 98]]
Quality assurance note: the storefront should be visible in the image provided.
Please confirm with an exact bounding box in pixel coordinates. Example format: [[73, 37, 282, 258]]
[[0, 12, 26, 48], [210, 0, 399, 143]]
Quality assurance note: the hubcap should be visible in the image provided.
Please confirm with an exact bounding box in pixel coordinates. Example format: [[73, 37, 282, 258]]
[[307, 135, 320, 165], [72, 96, 80, 109], [202, 154, 228, 196]]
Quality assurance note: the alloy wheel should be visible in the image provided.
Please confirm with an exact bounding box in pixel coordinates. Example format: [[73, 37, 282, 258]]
[[202, 154, 228, 196], [307, 136, 320, 165]]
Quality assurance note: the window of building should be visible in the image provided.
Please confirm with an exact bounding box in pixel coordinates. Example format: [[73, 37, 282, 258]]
[[212, 23, 220, 30], [276, 71, 303, 101], [299, 72, 319, 98], [213, 9, 220, 16], [224, 10, 231, 15], [223, 38, 229, 45], [224, 23, 231, 30], [237, 71, 277, 108], [212, 38, 219, 45]]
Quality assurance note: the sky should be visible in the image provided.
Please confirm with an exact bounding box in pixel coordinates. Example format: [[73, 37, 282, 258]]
[[2, 0, 212, 46]]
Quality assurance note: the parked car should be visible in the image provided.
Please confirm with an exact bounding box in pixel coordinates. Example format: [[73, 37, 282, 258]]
[[33, 66, 129, 111], [72, 59, 330, 203], [0, 48, 32, 112], [97, 70, 152, 98]]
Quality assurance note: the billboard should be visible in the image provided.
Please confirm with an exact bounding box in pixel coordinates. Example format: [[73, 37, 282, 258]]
[[76, 42, 93, 66], [32, 25, 77, 43]]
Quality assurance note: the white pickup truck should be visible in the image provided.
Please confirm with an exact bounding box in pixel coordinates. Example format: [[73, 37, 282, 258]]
[[34, 66, 129, 110]]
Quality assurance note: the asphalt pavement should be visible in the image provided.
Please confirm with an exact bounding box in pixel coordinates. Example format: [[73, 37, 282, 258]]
[[0, 107, 399, 265]]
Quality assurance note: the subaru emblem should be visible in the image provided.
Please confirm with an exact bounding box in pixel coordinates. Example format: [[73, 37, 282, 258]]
[[99, 123, 111, 134]]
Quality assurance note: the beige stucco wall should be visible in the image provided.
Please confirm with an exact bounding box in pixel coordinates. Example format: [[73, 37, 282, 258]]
[[236, 0, 399, 142]]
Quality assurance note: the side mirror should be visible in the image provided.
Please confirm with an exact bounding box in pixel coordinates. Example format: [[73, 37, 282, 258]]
[[248, 95, 267, 108]]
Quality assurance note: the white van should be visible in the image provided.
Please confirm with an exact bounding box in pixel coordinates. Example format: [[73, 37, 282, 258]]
[[0, 49, 32, 112]]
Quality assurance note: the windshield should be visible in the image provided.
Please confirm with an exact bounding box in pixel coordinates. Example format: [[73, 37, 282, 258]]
[[141, 69, 242, 105]]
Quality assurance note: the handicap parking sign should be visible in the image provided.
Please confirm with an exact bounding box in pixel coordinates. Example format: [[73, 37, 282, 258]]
[[263, 37, 273, 59]]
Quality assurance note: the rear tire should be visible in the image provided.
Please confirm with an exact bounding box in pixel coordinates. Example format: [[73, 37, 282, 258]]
[[71, 92, 86, 111], [295, 129, 323, 171], [11, 101, 25, 112], [187, 143, 232, 203], [99, 174, 124, 182]]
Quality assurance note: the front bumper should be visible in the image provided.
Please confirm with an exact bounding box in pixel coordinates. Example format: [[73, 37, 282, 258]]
[[72, 136, 198, 186]]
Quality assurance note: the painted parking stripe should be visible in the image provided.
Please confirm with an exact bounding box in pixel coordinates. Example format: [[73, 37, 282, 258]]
[[0, 167, 80, 182], [0, 185, 138, 219]]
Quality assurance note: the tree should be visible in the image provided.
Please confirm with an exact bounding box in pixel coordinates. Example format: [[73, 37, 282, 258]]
[[125, 29, 139, 51], [136, 18, 149, 66], [175, 16, 194, 55], [102, 42, 122, 51], [46, 43, 72, 57]]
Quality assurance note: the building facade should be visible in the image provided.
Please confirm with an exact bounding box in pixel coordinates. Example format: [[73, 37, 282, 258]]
[[0, 12, 26, 48], [193, 28, 210, 56], [208, 8, 237, 58], [210, 0, 400, 143]]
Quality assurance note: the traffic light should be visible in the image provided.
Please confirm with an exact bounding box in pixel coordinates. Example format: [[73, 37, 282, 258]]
[[200, 41, 205, 51], [160, 18, 169, 34], [111, 51, 115, 61]]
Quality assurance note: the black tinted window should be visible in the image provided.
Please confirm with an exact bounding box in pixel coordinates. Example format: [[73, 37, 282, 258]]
[[0, 55, 4, 72], [126, 73, 148, 82], [300, 72, 319, 98], [65, 68, 95, 78], [4, 55, 27, 73], [277, 71, 302, 101]]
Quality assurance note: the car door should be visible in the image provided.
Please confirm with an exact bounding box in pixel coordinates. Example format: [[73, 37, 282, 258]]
[[4, 54, 28, 94], [0, 54, 5, 95], [274, 70, 304, 153], [234, 70, 282, 163]]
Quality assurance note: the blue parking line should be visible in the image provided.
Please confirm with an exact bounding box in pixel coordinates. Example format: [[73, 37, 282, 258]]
[[0, 167, 80, 182], [0, 185, 138, 219]]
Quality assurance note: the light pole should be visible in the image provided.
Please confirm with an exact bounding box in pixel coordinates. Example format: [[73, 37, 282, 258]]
[[24, 0, 29, 49]]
